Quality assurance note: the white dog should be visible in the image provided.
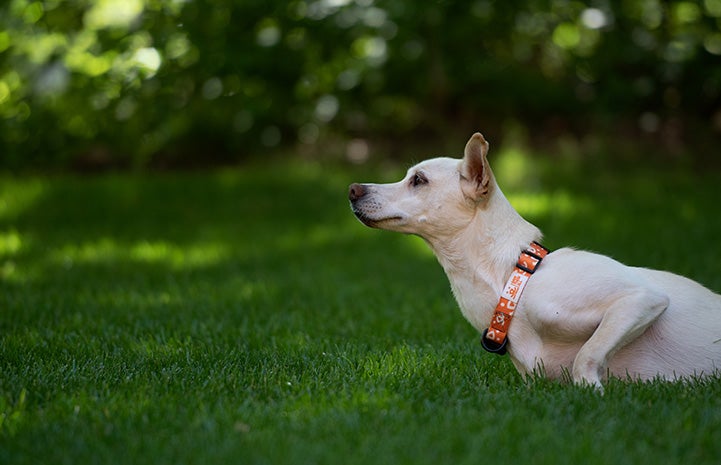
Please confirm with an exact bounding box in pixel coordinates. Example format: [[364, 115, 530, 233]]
[[349, 132, 721, 388]]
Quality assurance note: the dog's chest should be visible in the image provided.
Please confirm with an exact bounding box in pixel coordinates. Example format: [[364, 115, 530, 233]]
[[447, 274, 499, 333]]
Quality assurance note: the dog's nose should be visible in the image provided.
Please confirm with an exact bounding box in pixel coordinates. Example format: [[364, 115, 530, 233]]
[[348, 183, 365, 201]]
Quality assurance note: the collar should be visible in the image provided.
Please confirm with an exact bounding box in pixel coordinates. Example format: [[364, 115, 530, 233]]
[[481, 241, 550, 355]]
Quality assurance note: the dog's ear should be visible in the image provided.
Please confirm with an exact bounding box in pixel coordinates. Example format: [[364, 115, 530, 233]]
[[460, 132, 491, 201]]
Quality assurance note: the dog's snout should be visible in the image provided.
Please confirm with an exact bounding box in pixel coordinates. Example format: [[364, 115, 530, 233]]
[[348, 183, 366, 201]]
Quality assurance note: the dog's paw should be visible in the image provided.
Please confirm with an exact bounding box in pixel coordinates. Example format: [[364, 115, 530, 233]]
[[572, 374, 605, 394], [572, 353, 605, 393]]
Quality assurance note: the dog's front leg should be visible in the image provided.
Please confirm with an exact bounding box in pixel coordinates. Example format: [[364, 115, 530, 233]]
[[572, 288, 670, 388]]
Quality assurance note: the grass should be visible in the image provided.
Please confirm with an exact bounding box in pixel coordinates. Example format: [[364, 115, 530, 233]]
[[1, 151, 721, 464]]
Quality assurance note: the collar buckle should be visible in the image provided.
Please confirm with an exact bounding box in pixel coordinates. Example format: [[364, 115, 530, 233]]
[[481, 328, 508, 355]]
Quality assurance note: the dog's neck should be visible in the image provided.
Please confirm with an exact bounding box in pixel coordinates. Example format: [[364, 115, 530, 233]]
[[424, 186, 542, 331]]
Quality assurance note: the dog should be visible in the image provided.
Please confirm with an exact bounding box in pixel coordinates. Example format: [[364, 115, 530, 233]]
[[349, 132, 721, 388]]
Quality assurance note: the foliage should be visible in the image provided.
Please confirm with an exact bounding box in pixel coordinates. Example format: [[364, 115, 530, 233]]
[[1, 0, 721, 168], [2, 154, 721, 463]]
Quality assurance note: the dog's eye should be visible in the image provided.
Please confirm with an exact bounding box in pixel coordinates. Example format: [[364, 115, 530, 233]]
[[410, 172, 428, 187]]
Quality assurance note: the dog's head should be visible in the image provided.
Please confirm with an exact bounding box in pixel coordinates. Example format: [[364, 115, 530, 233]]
[[349, 133, 494, 240]]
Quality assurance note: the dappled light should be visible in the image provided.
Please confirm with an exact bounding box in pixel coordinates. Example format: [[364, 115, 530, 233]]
[[508, 190, 585, 221], [51, 238, 228, 270]]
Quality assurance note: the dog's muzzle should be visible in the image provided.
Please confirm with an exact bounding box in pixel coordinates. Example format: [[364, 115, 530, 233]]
[[348, 183, 376, 226]]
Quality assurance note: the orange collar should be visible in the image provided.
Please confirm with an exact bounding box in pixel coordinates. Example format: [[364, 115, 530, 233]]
[[481, 241, 550, 355]]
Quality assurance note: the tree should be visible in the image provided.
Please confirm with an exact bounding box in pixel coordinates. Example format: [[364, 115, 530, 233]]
[[1, 0, 720, 169]]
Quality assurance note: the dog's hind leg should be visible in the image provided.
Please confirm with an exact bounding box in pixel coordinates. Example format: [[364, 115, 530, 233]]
[[571, 287, 670, 388]]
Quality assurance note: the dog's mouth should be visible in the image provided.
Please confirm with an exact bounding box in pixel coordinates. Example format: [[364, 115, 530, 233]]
[[352, 208, 402, 228]]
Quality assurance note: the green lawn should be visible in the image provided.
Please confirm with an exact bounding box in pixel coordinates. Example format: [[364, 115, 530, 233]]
[[1, 153, 721, 464]]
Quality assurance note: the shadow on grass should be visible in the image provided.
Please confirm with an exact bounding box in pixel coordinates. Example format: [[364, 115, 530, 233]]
[[4, 156, 721, 348], [4, 157, 721, 352], [0, 163, 466, 347]]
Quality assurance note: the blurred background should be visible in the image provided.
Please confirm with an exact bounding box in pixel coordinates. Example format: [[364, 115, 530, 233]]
[[1, 0, 720, 171]]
